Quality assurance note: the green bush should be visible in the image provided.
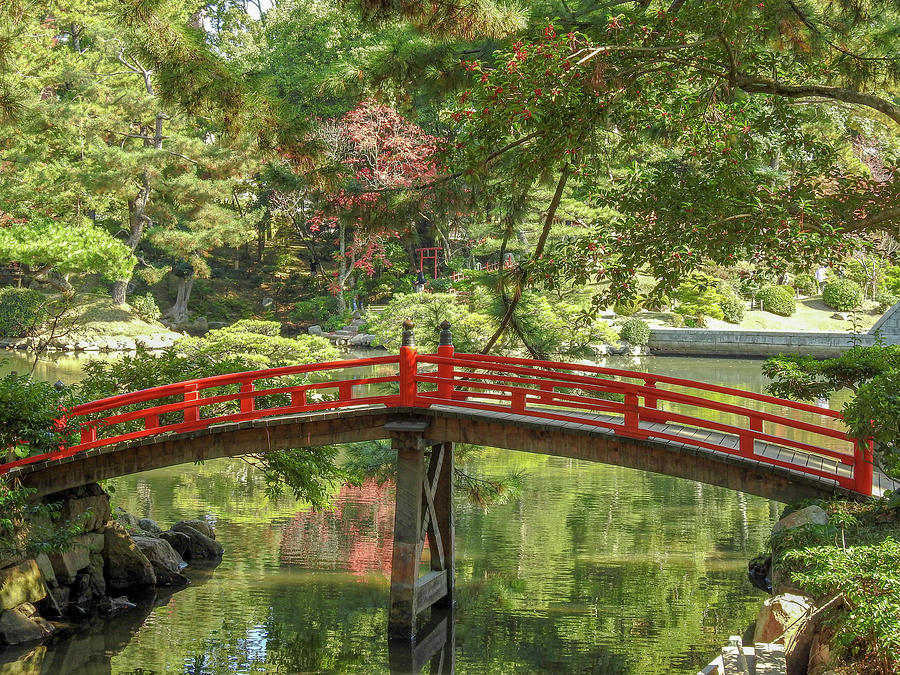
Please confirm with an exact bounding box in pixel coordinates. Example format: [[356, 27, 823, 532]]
[[674, 275, 725, 321], [793, 273, 818, 297], [219, 319, 282, 337], [129, 293, 161, 323], [823, 279, 864, 311], [619, 318, 651, 346], [757, 285, 796, 316], [0, 288, 46, 337], [720, 294, 745, 324], [289, 296, 340, 324], [875, 290, 899, 313], [669, 313, 685, 327]]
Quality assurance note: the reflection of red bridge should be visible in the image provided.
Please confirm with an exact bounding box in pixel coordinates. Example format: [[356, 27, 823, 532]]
[[4, 321, 892, 638], [280, 480, 395, 578]]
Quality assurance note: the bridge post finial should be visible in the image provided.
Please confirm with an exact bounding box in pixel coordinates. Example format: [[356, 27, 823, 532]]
[[439, 321, 452, 346], [401, 318, 415, 347]]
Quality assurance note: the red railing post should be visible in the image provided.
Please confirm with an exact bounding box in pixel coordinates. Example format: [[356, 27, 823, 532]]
[[80, 425, 97, 446], [741, 415, 763, 456], [240, 380, 255, 414], [643, 379, 658, 409], [437, 321, 455, 401], [854, 439, 875, 496], [184, 383, 199, 424], [624, 391, 640, 430], [399, 319, 418, 407]]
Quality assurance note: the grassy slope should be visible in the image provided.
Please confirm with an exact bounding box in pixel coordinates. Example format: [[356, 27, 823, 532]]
[[63, 294, 181, 342]]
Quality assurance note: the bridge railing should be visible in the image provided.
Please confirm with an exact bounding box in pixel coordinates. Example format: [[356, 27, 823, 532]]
[[2, 320, 875, 495]]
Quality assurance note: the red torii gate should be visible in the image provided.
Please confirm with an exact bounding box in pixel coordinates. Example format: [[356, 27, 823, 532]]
[[415, 247, 441, 279]]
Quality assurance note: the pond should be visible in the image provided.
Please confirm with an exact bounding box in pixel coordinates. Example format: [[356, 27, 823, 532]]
[[0, 351, 805, 674]]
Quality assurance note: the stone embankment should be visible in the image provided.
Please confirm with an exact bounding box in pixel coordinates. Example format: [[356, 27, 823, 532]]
[[0, 484, 221, 653], [0, 333, 180, 354]]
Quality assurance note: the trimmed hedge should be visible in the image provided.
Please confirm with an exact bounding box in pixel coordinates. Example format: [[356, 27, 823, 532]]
[[619, 317, 651, 346], [757, 285, 796, 317], [823, 279, 864, 311]]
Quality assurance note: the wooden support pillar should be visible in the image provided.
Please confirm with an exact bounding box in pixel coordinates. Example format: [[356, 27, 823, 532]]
[[387, 424, 455, 640]]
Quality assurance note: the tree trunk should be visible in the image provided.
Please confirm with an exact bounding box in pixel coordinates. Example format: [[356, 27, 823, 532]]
[[336, 222, 348, 314], [112, 170, 152, 305], [165, 272, 195, 325]]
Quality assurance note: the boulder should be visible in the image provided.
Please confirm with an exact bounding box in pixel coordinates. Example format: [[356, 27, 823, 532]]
[[102, 522, 156, 590], [72, 533, 105, 554], [33, 555, 56, 589], [85, 554, 106, 599], [773, 505, 829, 534], [113, 507, 139, 531], [174, 519, 215, 540], [169, 524, 223, 560], [137, 519, 162, 536], [159, 531, 191, 558], [47, 547, 90, 586], [0, 607, 47, 645], [132, 536, 188, 587], [308, 325, 324, 336], [37, 586, 69, 619], [48, 484, 111, 532], [808, 624, 838, 675], [753, 593, 817, 674], [0, 561, 48, 611]]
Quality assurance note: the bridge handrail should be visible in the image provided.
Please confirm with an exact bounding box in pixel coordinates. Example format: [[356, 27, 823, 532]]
[[436, 352, 844, 420], [414, 369, 854, 463], [418, 355, 850, 442], [70, 354, 401, 416]]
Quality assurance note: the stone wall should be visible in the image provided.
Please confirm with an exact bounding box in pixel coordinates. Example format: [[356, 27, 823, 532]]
[[649, 300, 900, 358], [648, 329, 874, 358]]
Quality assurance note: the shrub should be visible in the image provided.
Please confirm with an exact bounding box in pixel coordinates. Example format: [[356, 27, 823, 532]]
[[757, 285, 796, 316], [793, 273, 819, 297], [619, 317, 650, 346], [289, 296, 340, 324], [674, 275, 725, 321], [0, 288, 46, 337], [363, 293, 493, 353], [875, 290, 899, 313], [669, 313, 685, 327], [219, 319, 282, 337], [823, 279, 864, 311], [720, 294, 745, 324], [129, 293, 161, 323]]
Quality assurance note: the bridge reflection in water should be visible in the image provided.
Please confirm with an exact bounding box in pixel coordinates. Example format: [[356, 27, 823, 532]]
[[3, 320, 887, 643]]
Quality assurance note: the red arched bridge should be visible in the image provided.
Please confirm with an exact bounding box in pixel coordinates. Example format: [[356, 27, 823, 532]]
[[2, 321, 891, 639]]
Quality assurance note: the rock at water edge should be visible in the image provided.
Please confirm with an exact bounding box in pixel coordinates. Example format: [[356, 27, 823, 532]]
[[754, 593, 817, 674], [772, 505, 829, 534], [159, 531, 191, 558], [0, 561, 48, 611], [169, 524, 223, 560], [102, 522, 156, 590], [132, 536, 189, 586]]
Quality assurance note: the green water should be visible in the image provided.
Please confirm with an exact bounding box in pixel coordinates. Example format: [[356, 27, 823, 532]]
[[0, 352, 792, 674]]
